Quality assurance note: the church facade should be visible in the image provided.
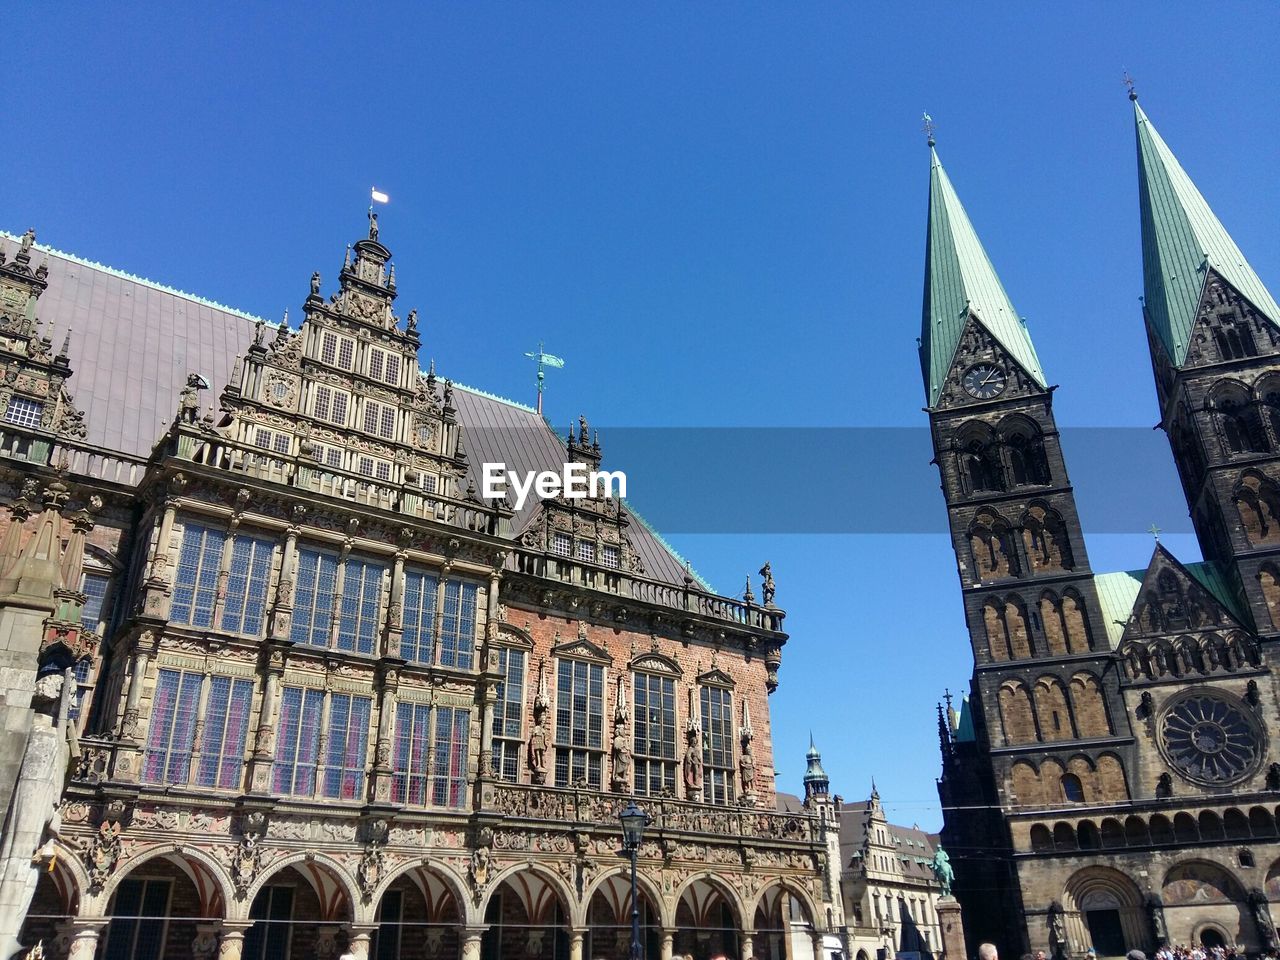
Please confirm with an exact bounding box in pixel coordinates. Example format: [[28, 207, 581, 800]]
[[930, 98, 1280, 958], [0, 218, 829, 959]]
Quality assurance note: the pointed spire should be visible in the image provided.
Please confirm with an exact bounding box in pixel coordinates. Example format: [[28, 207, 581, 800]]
[[803, 734, 829, 801], [920, 144, 1047, 406], [1134, 100, 1280, 366]]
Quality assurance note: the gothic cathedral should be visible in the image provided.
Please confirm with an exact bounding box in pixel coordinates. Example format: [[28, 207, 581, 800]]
[[932, 97, 1280, 958]]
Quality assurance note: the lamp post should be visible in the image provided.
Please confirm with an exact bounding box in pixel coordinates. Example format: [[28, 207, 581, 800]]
[[619, 801, 652, 960]]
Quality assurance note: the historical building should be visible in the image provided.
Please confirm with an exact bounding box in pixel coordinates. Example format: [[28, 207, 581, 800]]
[[929, 97, 1280, 958], [0, 215, 831, 959]]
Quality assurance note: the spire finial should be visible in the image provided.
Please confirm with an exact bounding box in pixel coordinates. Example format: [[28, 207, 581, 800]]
[[1149, 522, 1161, 543], [922, 112, 936, 147], [1123, 70, 1138, 102]]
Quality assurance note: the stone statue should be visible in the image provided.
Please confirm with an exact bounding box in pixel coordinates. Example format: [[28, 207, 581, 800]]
[[19, 228, 34, 257], [612, 737, 633, 791], [406, 309, 418, 336], [739, 738, 757, 795], [759, 562, 776, 606], [470, 846, 489, 891], [310, 271, 321, 297], [1146, 895, 1168, 946], [177, 373, 205, 424], [527, 716, 549, 785], [1250, 890, 1277, 950], [1048, 901, 1069, 959], [683, 726, 704, 798], [368, 210, 379, 241], [930, 846, 954, 897]]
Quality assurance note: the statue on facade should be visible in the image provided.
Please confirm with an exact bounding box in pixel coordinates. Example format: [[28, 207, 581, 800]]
[[1048, 901, 1070, 960], [310, 271, 321, 297], [528, 660, 550, 784], [739, 738, 757, 796], [18, 228, 34, 258], [406, 309, 418, 336], [930, 846, 954, 897], [177, 373, 206, 424], [368, 210, 379, 241], [759, 562, 776, 606], [1146, 894, 1169, 947], [1250, 890, 1278, 951], [610, 675, 632, 792], [682, 725, 703, 799]]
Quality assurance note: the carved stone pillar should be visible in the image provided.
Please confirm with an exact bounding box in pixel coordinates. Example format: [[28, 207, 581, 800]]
[[385, 547, 407, 658], [315, 924, 341, 959], [740, 930, 755, 960], [461, 927, 486, 960], [370, 668, 399, 802], [660, 930, 674, 960], [569, 929, 585, 960], [247, 646, 285, 792], [191, 920, 222, 960], [62, 919, 108, 960], [270, 522, 301, 640], [217, 921, 253, 960], [344, 924, 376, 960], [810, 931, 825, 959]]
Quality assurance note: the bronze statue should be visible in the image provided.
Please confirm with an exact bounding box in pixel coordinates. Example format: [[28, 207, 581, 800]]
[[930, 846, 954, 897], [368, 210, 379, 241]]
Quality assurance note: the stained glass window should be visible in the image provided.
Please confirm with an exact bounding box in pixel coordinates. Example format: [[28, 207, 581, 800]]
[[272, 686, 324, 796], [171, 522, 223, 627], [555, 659, 603, 788], [492, 648, 526, 782], [701, 685, 735, 805], [221, 534, 274, 635], [634, 673, 677, 796], [142, 668, 203, 785], [323, 693, 371, 800], [196, 675, 255, 790]]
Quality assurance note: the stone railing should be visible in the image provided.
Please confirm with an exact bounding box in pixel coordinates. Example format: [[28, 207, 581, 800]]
[[513, 549, 786, 632], [488, 782, 817, 844], [156, 423, 511, 538], [0, 428, 151, 488]]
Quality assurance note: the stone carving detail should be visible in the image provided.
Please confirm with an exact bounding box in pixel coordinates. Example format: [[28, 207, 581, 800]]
[[611, 674, 632, 792], [358, 840, 385, 901], [528, 659, 550, 785], [84, 820, 122, 894]]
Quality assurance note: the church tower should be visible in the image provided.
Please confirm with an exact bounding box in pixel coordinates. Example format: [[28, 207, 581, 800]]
[[923, 140, 1132, 954], [1134, 95, 1280, 636]]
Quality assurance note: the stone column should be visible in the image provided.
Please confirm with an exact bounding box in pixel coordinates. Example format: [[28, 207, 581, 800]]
[[569, 929, 585, 960], [661, 931, 674, 960], [811, 931, 826, 959], [461, 927, 487, 960], [315, 924, 341, 958], [345, 923, 376, 960], [936, 896, 968, 960], [63, 918, 108, 960], [217, 921, 253, 960], [740, 929, 755, 960]]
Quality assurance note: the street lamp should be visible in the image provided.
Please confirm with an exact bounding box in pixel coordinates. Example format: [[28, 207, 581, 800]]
[[618, 801, 652, 960]]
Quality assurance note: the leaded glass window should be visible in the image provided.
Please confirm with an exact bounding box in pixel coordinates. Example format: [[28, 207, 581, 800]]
[[439, 580, 477, 669], [244, 886, 293, 960], [634, 673, 677, 796], [103, 878, 170, 960], [337, 558, 384, 654], [700, 685, 735, 805], [81, 571, 112, 632], [323, 693, 371, 800], [272, 686, 324, 796], [392, 702, 432, 805], [196, 675, 254, 789], [4, 396, 43, 428], [401, 571, 439, 663], [290, 549, 338, 647], [142, 668, 203, 785], [221, 534, 274, 635], [555, 659, 604, 788], [492, 648, 526, 782], [432, 705, 470, 806], [171, 522, 224, 628]]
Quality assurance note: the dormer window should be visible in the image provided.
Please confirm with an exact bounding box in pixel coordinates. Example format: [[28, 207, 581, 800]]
[[601, 545, 620, 569], [552, 533, 572, 557], [319, 330, 355, 370], [313, 386, 350, 426], [368, 347, 402, 387], [4, 396, 43, 429]]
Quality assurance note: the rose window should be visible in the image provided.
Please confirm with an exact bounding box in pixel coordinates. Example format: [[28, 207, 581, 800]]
[[1158, 691, 1262, 785]]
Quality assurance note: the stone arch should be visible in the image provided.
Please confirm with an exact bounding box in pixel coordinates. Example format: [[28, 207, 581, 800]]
[[958, 421, 1005, 494], [1250, 806, 1276, 838], [1061, 589, 1092, 653], [1150, 815, 1174, 845], [1162, 860, 1246, 905], [1022, 502, 1074, 573], [1119, 641, 1151, 680], [1265, 857, 1280, 900], [1259, 563, 1280, 629], [1005, 596, 1033, 659], [1224, 808, 1250, 841], [673, 872, 747, 960], [1052, 822, 1077, 851], [18, 841, 86, 951], [1198, 810, 1226, 842], [1235, 470, 1280, 546], [1030, 823, 1053, 852], [1033, 676, 1076, 742], [1173, 813, 1200, 844], [1096, 753, 1129, 800], [1098, 818, 1123, 849], [480, 863, 574, 959], [985, 598, 1012, 661], [581, 864, 670, 930], [999, 680, 1038, 745], [1040, 590, 1068, 656], [970, 508, 1018, 580], [241, 851, 359, 924], [999, 414, 1049, 487], [1124, 815, 1150, 846], [1175, 635, 1206, 675], [1078, 820, 1101, 850], [750, 877, 821, 941], [93, 841, 235, 918], [366, 857, 472, 927], [1068, 672, 1111, 738], [480, 861, 576, 927], [582, 867, 665, 958], [1011, 759, 1041, 805], [1212, 379, 1265, 456], [1062, 865, 1148, 955]]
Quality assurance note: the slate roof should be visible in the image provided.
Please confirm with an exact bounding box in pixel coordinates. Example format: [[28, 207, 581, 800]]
[[837, 800, 940, 882], [920, 146, 1047, 407], [1134, 100, 1280, 365], [2, 232, 699, 588]]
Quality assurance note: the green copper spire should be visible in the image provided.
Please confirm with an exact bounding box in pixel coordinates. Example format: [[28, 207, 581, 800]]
[[920, 146, 1046, 406], [1135, 99, 1280, 365]]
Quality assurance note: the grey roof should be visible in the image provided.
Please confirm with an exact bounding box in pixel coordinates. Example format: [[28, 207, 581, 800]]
[[838, 799, 940, 883], [5, 233, 698, 588]]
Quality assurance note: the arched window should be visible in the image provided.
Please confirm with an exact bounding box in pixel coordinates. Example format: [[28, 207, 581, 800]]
[[1062, 773, 1085, 802], [1214, 382, 1266, 455], [957, 423, 1004, 494], [1022, 504, 1074, 573], [1002, 417, 1049, 487], [970, 510, 1018, 580]]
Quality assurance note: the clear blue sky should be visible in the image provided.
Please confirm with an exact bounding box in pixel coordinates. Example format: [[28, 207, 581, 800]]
[[6, 3, 1279, 830]]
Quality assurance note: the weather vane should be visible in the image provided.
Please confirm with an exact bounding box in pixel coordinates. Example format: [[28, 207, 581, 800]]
[[523, 341, 564, 417], [1123, 71, 1137, 101], [1148, 522, 1161, 543], [922, 112, 936, 147]]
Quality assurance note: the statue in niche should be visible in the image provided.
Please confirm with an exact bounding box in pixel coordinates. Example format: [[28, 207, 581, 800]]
[[683, 725, 703, 798]]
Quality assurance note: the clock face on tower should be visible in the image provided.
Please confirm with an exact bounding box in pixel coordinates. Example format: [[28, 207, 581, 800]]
[[962, 363, 1007, 399]]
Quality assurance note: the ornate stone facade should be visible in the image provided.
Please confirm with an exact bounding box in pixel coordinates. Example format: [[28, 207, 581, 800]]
[[0, 223, 827, 960]]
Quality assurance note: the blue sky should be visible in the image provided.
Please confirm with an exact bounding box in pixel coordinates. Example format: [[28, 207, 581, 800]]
[[6, 3, 1279, 829]]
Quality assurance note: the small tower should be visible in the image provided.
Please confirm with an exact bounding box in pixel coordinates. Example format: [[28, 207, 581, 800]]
[[803, 734, 831, 808]]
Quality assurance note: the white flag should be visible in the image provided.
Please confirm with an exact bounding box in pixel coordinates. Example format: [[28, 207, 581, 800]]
[[371, 188, 389, 204]]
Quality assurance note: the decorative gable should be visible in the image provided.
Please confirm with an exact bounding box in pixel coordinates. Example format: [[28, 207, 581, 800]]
[[933, 315, 1047, 411], [629, 652, 682, 677], [1121, 544, 1250, 642], [695, 667, 735, 688], [1181, 270, 1280, 370], [550, 630, 612, 665]]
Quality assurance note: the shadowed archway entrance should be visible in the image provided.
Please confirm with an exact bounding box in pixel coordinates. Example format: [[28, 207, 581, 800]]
[[585, 872, 661, 959], [481, 869, 571, 960]]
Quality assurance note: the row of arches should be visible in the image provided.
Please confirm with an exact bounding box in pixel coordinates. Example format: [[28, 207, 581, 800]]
[[1132, 569, 1225, 636], [1207, 377, 1280, 458], [1236, 471, 1280, 546], [1119, 631, 1262, 681], [1028, 805, 1280, 854], [1011, 753, 1128, 806], [954, 416, 1051, 496], [998, 672, 1112, 746], [984, 589, 1092, 662], [970, 504, 1074, 582], [21, 840, 818, 960]]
